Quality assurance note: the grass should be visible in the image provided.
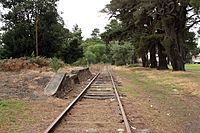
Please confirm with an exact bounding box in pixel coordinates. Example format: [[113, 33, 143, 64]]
[[118, 79, 139, 97], [113, 66, 200, 132], [0, 100, 27, 128], [168, 64, 200, 71], [185, 64, 200, 70], [114, 66, 200, 105], [127, 64, 141, 67]]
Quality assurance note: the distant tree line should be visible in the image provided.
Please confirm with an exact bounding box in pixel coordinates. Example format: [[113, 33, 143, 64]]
[[0, 0, 200, 71]]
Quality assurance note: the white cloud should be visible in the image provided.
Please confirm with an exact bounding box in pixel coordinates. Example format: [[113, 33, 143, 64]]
[[57, 0, 111, 39]]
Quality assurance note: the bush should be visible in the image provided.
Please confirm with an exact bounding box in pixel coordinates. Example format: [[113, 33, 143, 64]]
[[49, 57, 64, 72], [29, 56, 49, 66], [84, 51, 97, 64], [73, 58, 88, 66], [111, 42, 134, 66], [0, 48, 6, 59], [81, 39, 108, 64]]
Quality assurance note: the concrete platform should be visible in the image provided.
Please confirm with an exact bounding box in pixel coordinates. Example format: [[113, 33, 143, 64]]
[[44, 73, 66, 96]]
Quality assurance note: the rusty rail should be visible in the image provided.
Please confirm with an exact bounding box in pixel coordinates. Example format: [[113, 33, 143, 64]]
[[44, 73, 100, 133], [109, 71, 132, 133]]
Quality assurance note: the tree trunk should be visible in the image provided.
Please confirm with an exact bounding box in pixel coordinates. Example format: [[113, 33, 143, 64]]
[[157, 42, 168, 70], [161, 4, 187, 71], [162, 21, 186, 71], [149, 43, 157, 68], [169, 39, 185, 71], [142, 53, 149, 67], [131, 53, 138, 64]]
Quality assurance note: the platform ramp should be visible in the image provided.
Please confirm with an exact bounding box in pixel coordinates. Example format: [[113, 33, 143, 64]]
[[44, 73, 66, 96]]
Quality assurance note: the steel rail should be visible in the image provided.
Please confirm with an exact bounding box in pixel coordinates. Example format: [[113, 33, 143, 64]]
[[109, 71, 132, 133], [44, 73, 100, 133]]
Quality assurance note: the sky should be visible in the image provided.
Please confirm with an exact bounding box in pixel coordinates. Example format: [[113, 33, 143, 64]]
[[57, 0, 111, 39]]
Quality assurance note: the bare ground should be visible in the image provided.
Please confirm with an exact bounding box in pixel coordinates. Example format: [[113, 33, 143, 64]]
[[0, 66, 89, 132]]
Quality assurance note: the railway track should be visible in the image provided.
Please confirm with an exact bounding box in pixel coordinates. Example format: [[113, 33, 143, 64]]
[[44, 69, 131, 133]]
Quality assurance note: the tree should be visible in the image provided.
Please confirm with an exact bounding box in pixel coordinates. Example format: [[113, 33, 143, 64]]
[[101, 19, 131, 64], [103, 0, 200, 71], [81, 38, 108, 64], [0, 0, 69, 58], [91, 28, 100, 39], [0, 33, 6, 59], [185, 31, 200, 62], [136, 0, 200, 70], [72, 24, 83, 41], [111, 42, 134, 66], [101, 19, 123, 44], [59, 24, 83, 64]]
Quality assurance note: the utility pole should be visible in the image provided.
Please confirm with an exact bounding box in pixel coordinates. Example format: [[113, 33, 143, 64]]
[[35, 17, 39, 56]]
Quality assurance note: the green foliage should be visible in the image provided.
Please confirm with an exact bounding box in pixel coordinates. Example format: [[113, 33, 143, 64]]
[[80, 37, 108, 65], [84, 51, 97, 64], [111, 42, 134, 66], [189, 0, 200, 10], [91, 28, 100, 38], [73, 58, 88, 66], [101, 19, 123, 43], [88, 44, 107, 62], [49, 57, 64, 72], [84, 44, 107, 64], [72, 24, 83, 41], [0, 47, 6, 59], [29, 56, 47, 66], [0, 0, 69, 58], [58, 24, 83, 64], [185, 31, 200, 62], [104, 0, 200, 71]]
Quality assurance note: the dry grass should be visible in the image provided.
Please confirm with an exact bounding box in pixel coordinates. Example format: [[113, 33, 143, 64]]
[[117, 67, 200, 96], [113, 66, 200, 132]]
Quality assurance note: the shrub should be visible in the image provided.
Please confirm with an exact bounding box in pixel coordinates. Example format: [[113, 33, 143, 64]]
[[29, 56, 49, 66], [111, 42, 134, 66], [49, 57, 64, 72], [73, 58, 88, 66], [84, 51, 97, 64]]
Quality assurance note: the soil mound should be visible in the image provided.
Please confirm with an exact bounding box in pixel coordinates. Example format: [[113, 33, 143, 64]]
[[0, 57, 49, 71]]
